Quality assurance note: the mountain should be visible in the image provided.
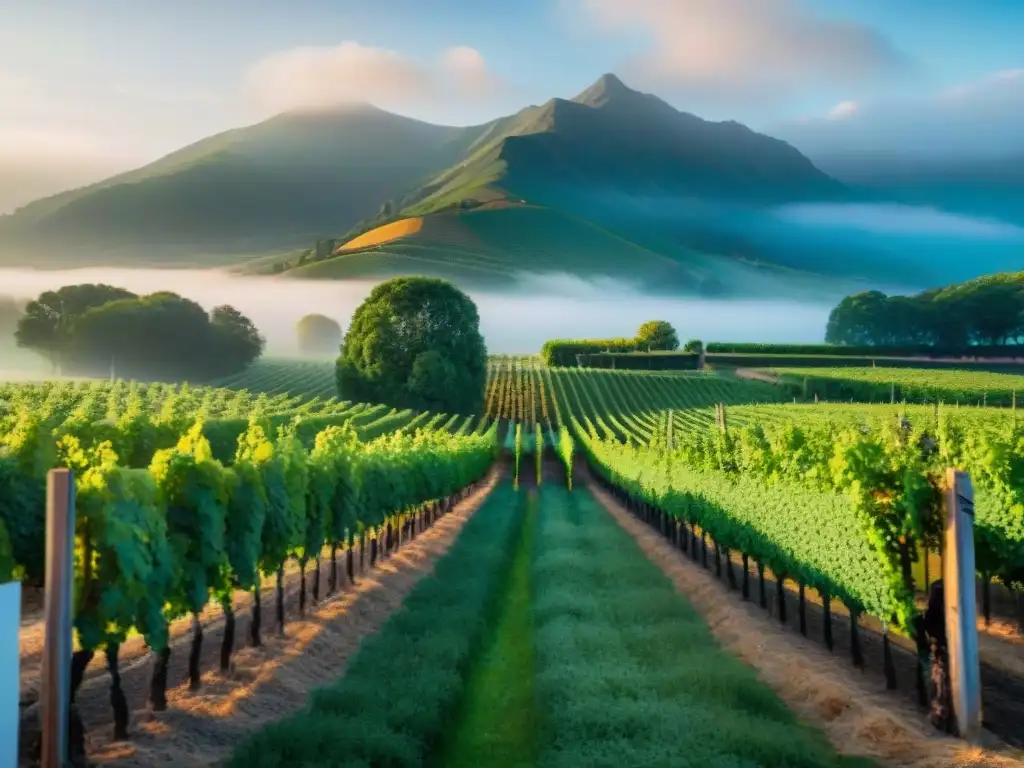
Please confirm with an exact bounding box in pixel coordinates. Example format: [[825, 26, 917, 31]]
[[402, 74, 843, 217], [2, 73, 909, 297], [0, 105, 497, 264]]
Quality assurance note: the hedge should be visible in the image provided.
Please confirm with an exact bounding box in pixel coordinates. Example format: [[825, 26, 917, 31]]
[[576, 352, 700, 370], [540, 338, 637, 367], [705, 342, 1024, 358]]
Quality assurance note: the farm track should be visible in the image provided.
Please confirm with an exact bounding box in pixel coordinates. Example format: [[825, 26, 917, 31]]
[[584, 465, 1024, 768], [19, 468, 502, 767]]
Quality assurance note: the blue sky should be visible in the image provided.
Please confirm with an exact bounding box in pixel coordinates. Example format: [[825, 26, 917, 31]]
[[1, 0, 1022, 211]]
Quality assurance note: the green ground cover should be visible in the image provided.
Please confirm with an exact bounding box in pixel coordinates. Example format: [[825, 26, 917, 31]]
[[225, 480, 525, 767], [527, 483, 872, 768], [228, 475, 875, 768], [441, 489, 539, 768]]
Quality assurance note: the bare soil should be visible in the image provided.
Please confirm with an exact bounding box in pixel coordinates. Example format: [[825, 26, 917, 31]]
[[20, 468, 501, 768], [734, 367, 782, 384], [586, 471, 1024, 768]]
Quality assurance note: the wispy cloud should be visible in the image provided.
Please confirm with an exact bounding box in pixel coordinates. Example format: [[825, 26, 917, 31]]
[[244, 41, 504, 114], [827, 100, 859, 120], [575, 0, 909, 105], [778, 67, 1024, 156]]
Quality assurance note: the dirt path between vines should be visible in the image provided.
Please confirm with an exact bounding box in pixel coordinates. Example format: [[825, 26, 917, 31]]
[[15, 519, 404, 698], [586, 475, 1024, 768], [24, 468, 501, 768]]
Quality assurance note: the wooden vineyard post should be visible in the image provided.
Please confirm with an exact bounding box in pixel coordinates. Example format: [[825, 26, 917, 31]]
[[715, 403, 728, 434], [943, 469, 982, 742], [667, 409, 674, 450], [41, 469, 76, 768]]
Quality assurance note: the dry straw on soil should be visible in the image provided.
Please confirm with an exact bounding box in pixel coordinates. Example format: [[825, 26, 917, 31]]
[[30, 469, 500, 768], [338, 217, 424, 251], [587, 478, 1024, 768]]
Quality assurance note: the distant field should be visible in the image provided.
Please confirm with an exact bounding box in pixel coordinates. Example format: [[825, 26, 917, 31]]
[[337, 217, 424, 250], [770, 366, 1024, 406], [288, 206, 702, 290]]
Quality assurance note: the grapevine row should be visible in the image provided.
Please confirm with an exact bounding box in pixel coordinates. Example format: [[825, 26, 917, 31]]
[[2, 414, 498, 747]]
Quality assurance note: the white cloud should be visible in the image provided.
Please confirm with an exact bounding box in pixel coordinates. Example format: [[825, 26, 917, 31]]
[[827, 100, 859, 120], [576, 0, 908, 103], [778, 67, 1024, 157], [438, 46, 502, 99], [245, 42, 501, 114]]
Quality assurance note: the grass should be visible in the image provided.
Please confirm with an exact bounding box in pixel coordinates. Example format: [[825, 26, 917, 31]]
[[288, 205, 702, 292], [441, 488, 539, 768], [529, 482, 873, 768], [225, 480, 526, 767], [224, 476, 876, 768]]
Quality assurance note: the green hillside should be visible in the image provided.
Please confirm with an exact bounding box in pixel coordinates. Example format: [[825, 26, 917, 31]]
[[0, 105, 500, 265], [287, 205, 843, 296], [0, 74, 850, 284]]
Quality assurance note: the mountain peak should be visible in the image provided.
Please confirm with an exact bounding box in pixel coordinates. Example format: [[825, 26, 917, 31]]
[[573, 72, 637, 107]]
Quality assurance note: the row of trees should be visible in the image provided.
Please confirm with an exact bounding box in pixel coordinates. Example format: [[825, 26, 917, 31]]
[[14, 284, 265, 379], [826, 272, 1024, 349]]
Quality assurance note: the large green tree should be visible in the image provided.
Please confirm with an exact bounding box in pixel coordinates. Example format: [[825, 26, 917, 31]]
[[15, 284, 138, 371], [336, 277, 487, 414], [636, 320, 679, 351], [73, 294, 264, 379]]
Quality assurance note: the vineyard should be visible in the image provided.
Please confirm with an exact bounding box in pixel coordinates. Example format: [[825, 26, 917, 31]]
[[483, 356, 783, 440], [5, 355, 1024, 765], [3, 381, 497, 759], [225, 478, 878, 768], [770, 366, 1024, 407], [208, 358, 338, 400]]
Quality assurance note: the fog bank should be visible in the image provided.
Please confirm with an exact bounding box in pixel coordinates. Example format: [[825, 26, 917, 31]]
[[0, 267, 831, 358]]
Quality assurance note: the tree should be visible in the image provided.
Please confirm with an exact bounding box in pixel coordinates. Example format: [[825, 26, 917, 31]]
[[208, 305, 265, 376], [296, 314, 342, 357], [336, 277, 487, 414], [74, 293, 213, 379], [683, 339, 703, 354], [15, 284, 137, 371], [825, 273, 1024, 350], [824, 291, 890, 346], [636, 320, 679, 351], [33, 290, 263, 379]]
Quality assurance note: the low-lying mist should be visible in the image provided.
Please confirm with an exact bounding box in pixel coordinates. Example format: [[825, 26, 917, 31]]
[[0, 267, 831, 364]]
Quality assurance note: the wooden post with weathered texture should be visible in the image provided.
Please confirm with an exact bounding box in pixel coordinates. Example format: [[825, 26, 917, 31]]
[[943, 468, 982, 742], [41, 469, 75, 768]]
